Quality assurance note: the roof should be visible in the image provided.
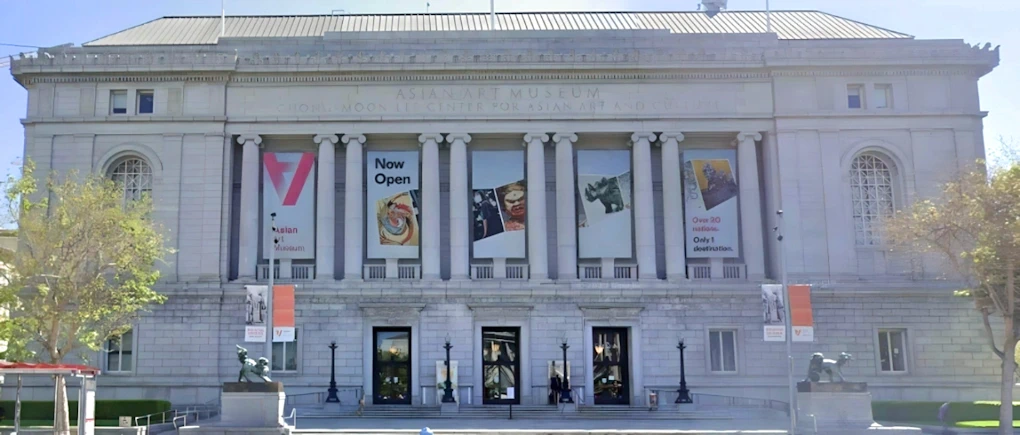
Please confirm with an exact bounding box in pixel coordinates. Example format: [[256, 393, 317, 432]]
[[84, 11, 912, 46]]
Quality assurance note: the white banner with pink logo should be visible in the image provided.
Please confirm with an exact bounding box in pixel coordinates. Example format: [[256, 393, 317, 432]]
[[263, 152, 316, 259]]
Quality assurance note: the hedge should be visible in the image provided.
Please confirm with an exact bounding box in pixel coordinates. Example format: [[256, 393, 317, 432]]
[[873, 401, 1020, 424], [0, 400, 171, 422]]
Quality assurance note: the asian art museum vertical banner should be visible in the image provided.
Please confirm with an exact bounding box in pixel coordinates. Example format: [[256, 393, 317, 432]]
[[472, 151, 526, 258], [244, 284, 296, 343], [762, 284, 814, 342], [263, 152, 316, 259], [367, 151, 421, 259], [682, 149, 740, 258], [576, 150, 633, 258]]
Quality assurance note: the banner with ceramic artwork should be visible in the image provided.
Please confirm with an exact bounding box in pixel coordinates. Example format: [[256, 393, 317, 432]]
[[472, 151, 526, 259], [682, 149, 740, 258], [366, 151, 421, 259], [576, 150, 632, 258], [244, 285, 268, 342], [263, 152, 316, 259]]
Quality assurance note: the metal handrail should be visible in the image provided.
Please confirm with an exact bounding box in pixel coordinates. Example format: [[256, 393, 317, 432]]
[[689, 392, 790, 415], [284, 407, 298, 428], [134, 409, 178, 428]]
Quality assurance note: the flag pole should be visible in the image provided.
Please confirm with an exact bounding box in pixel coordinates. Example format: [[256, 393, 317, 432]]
[[765, 0, 772, 33], [490, 0, 495, 29], [220, 0, 226, 37]]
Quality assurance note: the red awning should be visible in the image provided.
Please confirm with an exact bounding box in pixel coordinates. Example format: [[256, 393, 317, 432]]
[[0, 362, 100, 376]]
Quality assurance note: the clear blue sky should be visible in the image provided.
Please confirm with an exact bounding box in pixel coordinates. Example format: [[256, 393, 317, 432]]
[[1, 0, 1016, 181]]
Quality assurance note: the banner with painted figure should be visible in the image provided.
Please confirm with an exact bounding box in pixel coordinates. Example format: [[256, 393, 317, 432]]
[[263, 152, 316, 259], [472, 151, 526, 258], [682, 149, 740, 258], [244, 285, 268, 342], [762, 284, 785, 342], [367, 151, 421, 259], [576, 150, 632, 259]]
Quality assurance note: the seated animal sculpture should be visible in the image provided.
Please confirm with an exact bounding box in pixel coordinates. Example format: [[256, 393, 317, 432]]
[[236, 345, 272, 383], [804, 352, 852, 383]]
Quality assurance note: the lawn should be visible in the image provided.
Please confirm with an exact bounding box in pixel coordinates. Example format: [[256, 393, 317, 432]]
[[956, 420, 1020, 428]]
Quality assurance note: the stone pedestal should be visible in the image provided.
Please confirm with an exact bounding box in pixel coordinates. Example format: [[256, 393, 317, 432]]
[[441, 401, 460, 414], [221, 382, 286, 427], [796, 383, 919, 434]]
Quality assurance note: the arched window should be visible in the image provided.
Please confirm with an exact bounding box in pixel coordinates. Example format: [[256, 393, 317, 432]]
[[849, 153, 896, 246], [108, 157, 153, 204]]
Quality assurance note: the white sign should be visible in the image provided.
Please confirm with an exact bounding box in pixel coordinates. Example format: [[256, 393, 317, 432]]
[[367, 151, 421, 259], [273, 327, 295, 343], [245, 326, 266, 342], [793, 326, 814, 342], [244, 285, 268, 342], [577, 150, 633, 258], [119, 417, 132, 427], [472, 151, 526, 259], [507, 387, 516, 399], [762, 284, 786, 342], [682, 149, 740, 258], [263, 152, 316, 259]]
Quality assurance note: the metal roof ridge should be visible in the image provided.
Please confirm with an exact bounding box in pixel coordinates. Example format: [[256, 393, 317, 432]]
[[156, 10, 830, 19]]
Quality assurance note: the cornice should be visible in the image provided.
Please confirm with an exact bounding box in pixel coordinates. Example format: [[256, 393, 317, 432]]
[[19, 74, 230, 85]]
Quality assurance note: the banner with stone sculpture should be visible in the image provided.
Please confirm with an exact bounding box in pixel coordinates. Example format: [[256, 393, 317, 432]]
[[682, 149, 740, 258], [472, 151, 526, 259], [262, 152, 316, 259], [244, 285, 268, 342], [762, 284, 785, 342], [576, 150, 633, 259], [366, 151, 421, 259]]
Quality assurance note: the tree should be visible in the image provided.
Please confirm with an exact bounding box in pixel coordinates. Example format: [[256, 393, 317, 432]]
[[885, 146, 1020, 434], [0, 160, 170, 434]]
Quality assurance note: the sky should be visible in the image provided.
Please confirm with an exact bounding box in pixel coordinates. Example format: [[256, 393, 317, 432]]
[[1, 0, 1017, 181]]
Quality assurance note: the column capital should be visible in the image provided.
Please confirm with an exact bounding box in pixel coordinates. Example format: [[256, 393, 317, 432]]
[[523, 133, 549, 145], [313, 134, 340, 146], [656, 132, 685, 145], [418, 133, 444, 145], [341, 134, 366, 146], [629, 132, 656, 145], [552, 132, 577, 144], [445, 133, 472, 144], [737, 131, 763, 143], [237, 134, 262, 146]]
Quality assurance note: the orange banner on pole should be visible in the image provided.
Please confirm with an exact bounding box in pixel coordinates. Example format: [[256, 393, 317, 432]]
[[788, 284, 814, 342], [273, 284, 295, 342]]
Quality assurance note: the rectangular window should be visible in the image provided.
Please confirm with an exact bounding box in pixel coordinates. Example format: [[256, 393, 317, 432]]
[[873, 84, 892, 109], [105, 329, 133, 373], [708, 329, 737, 373], [137, 90, 154, 114], [272, 329, 298, 372], [847, 84, 864, 109], [110, 90, 128, 114], [878, 329, 907, 373]]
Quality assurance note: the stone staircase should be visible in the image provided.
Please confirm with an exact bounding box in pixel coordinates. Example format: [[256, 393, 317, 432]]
[[294, 403, 761, 420]]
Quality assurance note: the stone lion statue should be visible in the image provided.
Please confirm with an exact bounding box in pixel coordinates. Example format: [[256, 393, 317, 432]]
[[236, 345, 272, 383], [805, 352, 852, 383]]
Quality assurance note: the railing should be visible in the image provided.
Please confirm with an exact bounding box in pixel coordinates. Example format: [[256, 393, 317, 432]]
[[688, 265, 711, 280], [365, 264, 386, 279], [691, 392, 789, 415], [580, 265, 602, 279], [687, 264, 745, 280], [471, 264, 494, 279], [138, 400, 219, 431], [506, 264, 527, 279], [614, 264, 637, 279], [398, 264, 419, 279], [284, 408, 298, 428], [285, 391, 325, 409], [579, 263, 637, 280], [470, 264, 529, 280], [257, 263, 315, 281], [723, 264, 745, 279], [363, 264, 420, 280]]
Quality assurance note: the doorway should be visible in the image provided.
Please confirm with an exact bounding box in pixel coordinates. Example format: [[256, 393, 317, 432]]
[[482, 327, 521, 404], [592, 327, 630, 405], [373, 327, 412, 404]]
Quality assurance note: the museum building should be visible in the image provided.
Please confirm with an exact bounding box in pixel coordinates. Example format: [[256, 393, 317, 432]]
[[8, 10, 1003, 408]]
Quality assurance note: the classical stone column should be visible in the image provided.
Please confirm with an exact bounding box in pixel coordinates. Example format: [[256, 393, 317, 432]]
[[657, 132, 686, 281], [524, 133, 550, 280], [737, 132, 766, 280], [446, 133, 472, 280], [341, 134, 366, 280], [419, 133, 444, 280], [631, 132, 658, 280], [314, 134, 340, 280], [553, 132, 578, 280], [237, 134, 262, 279]]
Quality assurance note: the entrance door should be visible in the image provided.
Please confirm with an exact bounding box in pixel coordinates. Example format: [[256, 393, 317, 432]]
[[482, 327, 521, 404], [373, 327, 412, 404], [592, 327, 630, 405]]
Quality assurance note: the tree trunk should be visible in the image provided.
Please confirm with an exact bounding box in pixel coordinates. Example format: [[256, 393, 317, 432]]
[[1001, 318, 1018, 435], [54, 374, 71, 435]]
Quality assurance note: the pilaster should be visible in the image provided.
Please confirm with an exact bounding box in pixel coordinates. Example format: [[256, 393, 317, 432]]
[[419, 133, 444, 280], [736, 131, 765, 281], [446, 133, 472, 280], [342, 134, 367, 281], [553, 133, 578, 280], [236, 134, 262, 279], [524, 133, 550, 280], [630, 132, 658, 280], [657, 132, 687, 281], [314, 134, 340, 281]]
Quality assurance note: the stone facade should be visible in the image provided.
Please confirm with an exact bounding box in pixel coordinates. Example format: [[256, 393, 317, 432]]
[[7, 16, 1003, 407]]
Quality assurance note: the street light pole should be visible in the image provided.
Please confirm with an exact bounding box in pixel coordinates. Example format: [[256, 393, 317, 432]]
[[559, 338, 573, 403], [775, 209, 797, 433], [675, 339, 692, 403], [265, 213, 277, 371], [442, 334, 455, 403], [326, 341, 340, 403]]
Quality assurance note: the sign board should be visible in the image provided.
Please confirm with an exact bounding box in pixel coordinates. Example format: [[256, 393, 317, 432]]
[[762, 284, 786, 342], [472, 151, 526, 259], [244, 285, 268, 342], [119, 417, 132, 427], [366, 151, 421, 259], [79, 377, 96, 435], [790, 284, 815, 342], [682, 149, 740, 258], [263, 152, 316, 259], [273, 285, 296, 343], [507, 387, 516, 400], [576, 150, 633, 258]]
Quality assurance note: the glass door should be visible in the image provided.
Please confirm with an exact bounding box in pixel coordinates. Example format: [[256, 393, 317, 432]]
[[373, 327, 412, 404], [482, 327, 521, 404], [592, 327, 629, 405]]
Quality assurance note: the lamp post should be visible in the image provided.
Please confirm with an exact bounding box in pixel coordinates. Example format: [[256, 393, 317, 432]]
[[265, 212, 277, 371], [559, 337, 573, 403], [442, 334, 455, 403], [675, 339, 692, 404], [775, 209, 797, 433], [326, 341, 340, 403]]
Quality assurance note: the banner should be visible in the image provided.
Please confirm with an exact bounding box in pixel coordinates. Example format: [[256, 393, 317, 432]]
[[762, 284, 785, 342], [263, 152, 316, 259], [789, 284, 814, 342], [366, 151, 421, 259], [245, 285, 268, 342], [273, 284, 296, 343], [577, 150, 632, 258], [472, 151, 526, 258], [682, 149, 740, 258]]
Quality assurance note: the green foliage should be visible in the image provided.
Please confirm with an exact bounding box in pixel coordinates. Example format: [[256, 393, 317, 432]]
[[957, 420, 1020, 428], [0, 400, 171, 421], [0, 159, 171, 363], [873, 401, 1020, 425]]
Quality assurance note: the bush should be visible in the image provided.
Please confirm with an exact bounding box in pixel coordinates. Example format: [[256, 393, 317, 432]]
[[0, 400, 171, 422], [873, 401, 1020, 424]]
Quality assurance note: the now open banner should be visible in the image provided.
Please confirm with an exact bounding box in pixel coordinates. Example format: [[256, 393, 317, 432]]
[[263, 152, 316, 259]]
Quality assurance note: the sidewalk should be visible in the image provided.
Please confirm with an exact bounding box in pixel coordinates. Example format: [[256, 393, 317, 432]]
[[290, 417, 792, 434]]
